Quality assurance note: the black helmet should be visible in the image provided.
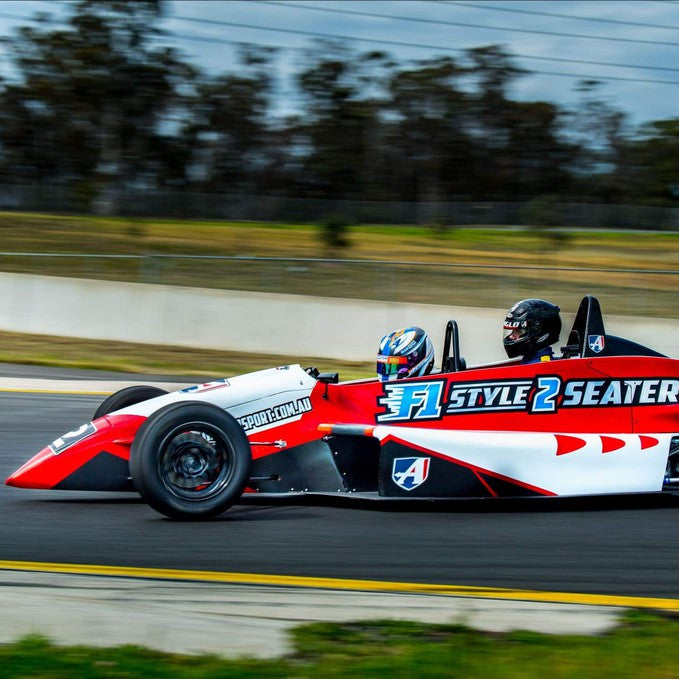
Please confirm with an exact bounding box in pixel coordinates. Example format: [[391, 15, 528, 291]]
[[503, 299, 561, 359]]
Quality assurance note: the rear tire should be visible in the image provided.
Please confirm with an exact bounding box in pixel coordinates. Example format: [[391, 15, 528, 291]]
[[130, 401, 251, 520], [93, 386, 168, 419]]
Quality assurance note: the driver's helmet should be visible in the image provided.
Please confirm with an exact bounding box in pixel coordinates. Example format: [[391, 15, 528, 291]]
[[503, 299, 561, 359], [377, 327, 435, 382]]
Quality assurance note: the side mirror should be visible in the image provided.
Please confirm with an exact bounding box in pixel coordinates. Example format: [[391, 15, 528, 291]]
[[317, 372, 339, 400]]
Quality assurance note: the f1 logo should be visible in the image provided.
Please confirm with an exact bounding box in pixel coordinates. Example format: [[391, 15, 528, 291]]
[[392, 457, 431, 491], [377, 379, 445, 423]]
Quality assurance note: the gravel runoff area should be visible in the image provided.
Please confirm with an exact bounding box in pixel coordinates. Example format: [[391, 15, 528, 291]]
[[0, 570, 621, 658]]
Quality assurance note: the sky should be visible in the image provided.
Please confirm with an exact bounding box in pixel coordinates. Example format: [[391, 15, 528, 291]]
[[0, 0, 678, 129]]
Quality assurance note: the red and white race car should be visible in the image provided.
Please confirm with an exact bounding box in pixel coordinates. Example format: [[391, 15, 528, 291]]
[[6, 296, 679, 519]]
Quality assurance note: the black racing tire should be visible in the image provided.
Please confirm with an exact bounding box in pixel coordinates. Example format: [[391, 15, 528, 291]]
[[129, 401, 252, 520], [93, 386, 169, 420]]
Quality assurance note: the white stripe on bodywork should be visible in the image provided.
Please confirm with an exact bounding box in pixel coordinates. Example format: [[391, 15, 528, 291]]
[[372, 427, 671, 496], [107, 365, 317, 435]]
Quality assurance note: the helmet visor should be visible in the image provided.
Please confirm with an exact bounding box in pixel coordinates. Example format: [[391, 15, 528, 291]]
[[503, 321, 527, 343], [377, 354, 409, 381]]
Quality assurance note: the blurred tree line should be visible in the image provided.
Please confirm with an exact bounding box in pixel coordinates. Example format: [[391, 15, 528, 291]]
[[0, 0, 678, 216]]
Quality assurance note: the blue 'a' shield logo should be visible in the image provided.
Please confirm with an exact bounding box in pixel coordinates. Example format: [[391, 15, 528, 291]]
[[588, 335, 605, 353], [392, 457, 431, 491]]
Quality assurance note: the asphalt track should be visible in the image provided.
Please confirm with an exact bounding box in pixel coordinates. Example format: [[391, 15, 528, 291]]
[[2, 387, 679, 600]]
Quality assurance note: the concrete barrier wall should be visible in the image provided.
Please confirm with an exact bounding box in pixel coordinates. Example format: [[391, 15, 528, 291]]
[[0, 272, 677, 363]]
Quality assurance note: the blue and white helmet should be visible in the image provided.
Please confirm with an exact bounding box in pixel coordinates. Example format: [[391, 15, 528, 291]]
[[377, 327, 435, 382]]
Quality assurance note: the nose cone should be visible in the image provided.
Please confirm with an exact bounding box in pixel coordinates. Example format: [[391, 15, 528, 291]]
[[6, 447, 62, 489], [5, 417, 124, 491]]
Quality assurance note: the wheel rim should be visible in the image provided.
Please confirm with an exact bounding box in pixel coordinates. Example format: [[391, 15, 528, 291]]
[[157, 422, 236, 501]]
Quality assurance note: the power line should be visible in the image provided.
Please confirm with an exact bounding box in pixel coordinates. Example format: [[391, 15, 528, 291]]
[[3, 5, 678, 79], [170, 11, 679, 74], [2, 6, 679, 88], [504, 68, 678, 86], [169, 27, 679, 78], [0, 11, 63, 23], [251, 0, 679, 47], [432, 0, 679, 31], [166, 21, 679, 87]]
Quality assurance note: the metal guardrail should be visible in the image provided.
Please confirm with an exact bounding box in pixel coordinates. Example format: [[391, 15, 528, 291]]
[[0, 253, 677, 317], [1, 252, 676, 275], [1, 185, 678, 228]]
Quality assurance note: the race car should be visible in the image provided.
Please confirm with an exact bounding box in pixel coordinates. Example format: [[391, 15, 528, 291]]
[[6, 296, 679, 519]]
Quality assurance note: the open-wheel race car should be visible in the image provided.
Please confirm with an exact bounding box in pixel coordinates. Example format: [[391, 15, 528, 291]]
[[6, 296, 679, 519]]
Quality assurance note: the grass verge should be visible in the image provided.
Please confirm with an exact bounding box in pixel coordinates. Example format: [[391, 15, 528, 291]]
[[1, 212, 677, 268], [0, 330, 375, 381], [1, 611, 677, 678]]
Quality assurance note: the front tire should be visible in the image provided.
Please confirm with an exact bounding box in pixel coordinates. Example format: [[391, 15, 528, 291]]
[[93, 385, 168, 419], [130, 401, 251, 520]]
